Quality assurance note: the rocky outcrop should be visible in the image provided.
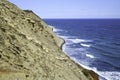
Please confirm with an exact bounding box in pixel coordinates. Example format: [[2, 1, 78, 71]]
[[0, 0, 98, 80]]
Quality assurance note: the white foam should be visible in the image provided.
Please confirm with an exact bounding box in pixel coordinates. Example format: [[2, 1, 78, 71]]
[[49, 25, 63, 32], [81, 43, 91, 47], [67, 56, 120, 80], [69, 38, 92, 43], [59, 35, 69, 39], [98, 71, 120, 80], [49, 25, 120, 80], [89, 67, 120, 80], [54, 28, 63, 32], [70, 57, 92, 70], [86, 54, 95, 58]]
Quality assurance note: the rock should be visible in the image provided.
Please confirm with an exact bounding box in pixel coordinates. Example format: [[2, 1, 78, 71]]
[[0, 0, 98, 80]]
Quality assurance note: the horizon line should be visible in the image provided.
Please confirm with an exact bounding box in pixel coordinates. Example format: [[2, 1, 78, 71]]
[[42, 17, 120, 19]]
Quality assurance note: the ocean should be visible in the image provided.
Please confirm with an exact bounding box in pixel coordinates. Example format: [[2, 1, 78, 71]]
[[44, 19, 120, 80]]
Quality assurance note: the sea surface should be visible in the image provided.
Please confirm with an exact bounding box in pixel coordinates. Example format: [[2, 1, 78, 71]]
[[44, 19, 120, 80]]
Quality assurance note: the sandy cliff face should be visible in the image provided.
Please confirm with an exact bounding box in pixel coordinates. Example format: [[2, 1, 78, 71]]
[[0, 0, 98, 80]]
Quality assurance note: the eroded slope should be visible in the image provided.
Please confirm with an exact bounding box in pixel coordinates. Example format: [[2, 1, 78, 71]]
[[0, 0, 98, 80]]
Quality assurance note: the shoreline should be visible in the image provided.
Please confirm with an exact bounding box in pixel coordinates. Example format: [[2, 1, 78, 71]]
[[59, 34, 99, 80], [48, 25, 65, 49], [50, 26, 99, 80], [58, 37, 65, 50]]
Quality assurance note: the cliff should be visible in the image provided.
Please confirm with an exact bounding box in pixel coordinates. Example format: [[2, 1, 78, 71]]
[[0, 0, 98, 80]]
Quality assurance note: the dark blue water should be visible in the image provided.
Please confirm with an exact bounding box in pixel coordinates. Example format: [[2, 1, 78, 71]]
[[44, 19, 120, 80]]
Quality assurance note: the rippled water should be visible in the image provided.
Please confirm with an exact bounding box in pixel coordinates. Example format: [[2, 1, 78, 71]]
[[44, 19, 120, 80]]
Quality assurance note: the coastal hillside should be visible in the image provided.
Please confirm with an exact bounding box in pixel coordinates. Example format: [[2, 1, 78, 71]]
[[0, 0, 98, 80]]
